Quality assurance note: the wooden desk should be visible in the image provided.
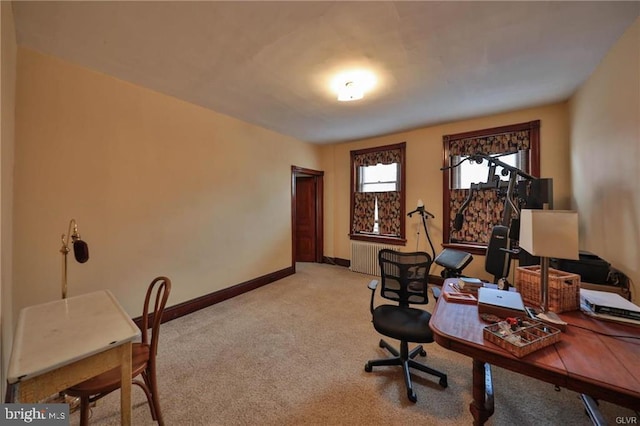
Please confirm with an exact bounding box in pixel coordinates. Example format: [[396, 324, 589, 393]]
[[430, 279, 640, 425], [6, 290, 140, 425]]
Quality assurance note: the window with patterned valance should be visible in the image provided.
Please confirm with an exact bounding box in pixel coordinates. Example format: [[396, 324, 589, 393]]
[[442, 121, 540, 253], [350, 142, 406, 244]]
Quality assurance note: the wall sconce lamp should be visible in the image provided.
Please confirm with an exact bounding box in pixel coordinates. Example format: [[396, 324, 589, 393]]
[[60, 219, 89, 299], [519, 209, 579, 325]]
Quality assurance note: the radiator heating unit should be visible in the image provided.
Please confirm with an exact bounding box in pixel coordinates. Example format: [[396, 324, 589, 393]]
[[350, 241, 399, 276]]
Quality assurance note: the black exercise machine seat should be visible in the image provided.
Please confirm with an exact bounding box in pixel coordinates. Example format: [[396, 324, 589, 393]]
[[434, 248, 473, 278]]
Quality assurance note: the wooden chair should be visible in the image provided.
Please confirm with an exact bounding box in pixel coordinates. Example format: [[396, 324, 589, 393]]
[[66, 276, 171, 425]]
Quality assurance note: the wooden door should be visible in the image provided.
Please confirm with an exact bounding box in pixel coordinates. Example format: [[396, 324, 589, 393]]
[[295, 176, 316, 262]]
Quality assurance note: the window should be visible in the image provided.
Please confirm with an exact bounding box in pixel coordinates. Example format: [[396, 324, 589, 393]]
[[452, 152, 527, 190], [359, 163, 399, 234], [442, 121, 540, 254], [350, 142, 406, 244], [359, 163, 399, 192]]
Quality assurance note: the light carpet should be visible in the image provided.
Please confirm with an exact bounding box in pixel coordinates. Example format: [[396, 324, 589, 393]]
[[70, 262, 637, 425]]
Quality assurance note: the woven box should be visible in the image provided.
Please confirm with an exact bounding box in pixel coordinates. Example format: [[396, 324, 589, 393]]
[[515, 266, 580, 313], [483, 320, 561, 358]]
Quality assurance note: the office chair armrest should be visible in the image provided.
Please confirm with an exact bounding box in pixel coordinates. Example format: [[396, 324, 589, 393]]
[[368, 280, 378, 315], [431, 287, 441, 300]]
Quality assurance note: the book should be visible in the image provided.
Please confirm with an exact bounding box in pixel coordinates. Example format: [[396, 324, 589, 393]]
[[458, 277, 483, 287], [580, 289, 640, 321], [457, 277, 484, 294]]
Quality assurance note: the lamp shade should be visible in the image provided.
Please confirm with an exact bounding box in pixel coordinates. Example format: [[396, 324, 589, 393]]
[[519, 209, 579, 260]]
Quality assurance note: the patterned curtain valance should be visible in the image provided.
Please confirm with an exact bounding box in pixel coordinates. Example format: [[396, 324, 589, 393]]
[[449, 130, 530, 157], [353, 148, 401, 167]]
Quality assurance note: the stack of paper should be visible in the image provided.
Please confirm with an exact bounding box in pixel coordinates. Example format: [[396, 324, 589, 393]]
[[580, 288, 640, 325]]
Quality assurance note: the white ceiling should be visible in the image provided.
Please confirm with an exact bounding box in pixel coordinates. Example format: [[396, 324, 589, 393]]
[[11, 1, 640, 144]]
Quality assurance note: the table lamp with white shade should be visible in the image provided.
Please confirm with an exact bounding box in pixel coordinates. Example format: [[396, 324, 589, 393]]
[[518, 209, 579, 325]]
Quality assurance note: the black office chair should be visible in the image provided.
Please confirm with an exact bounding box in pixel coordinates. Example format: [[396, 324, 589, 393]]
[[364, 249, 448, 403]]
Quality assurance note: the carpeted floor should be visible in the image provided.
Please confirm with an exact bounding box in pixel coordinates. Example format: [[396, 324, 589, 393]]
[[70, 262, 637, 425]]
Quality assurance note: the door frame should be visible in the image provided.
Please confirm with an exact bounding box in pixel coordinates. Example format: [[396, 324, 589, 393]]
[[291, 166, 324, 269]]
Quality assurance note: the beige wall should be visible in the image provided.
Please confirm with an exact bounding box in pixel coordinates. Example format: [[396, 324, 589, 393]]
[[1, 0, 17, 396], [569, 18, 639, 303], [13, 48, 321, 317], [4, 11, 638, 389], [321, 102, 570, 282]]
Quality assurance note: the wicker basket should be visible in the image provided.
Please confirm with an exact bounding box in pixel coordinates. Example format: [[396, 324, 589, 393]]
[[515, 266, 580, 313], [483, 320, 561, 358]]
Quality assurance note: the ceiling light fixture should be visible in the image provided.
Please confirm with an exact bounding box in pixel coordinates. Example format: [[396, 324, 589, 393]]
[[337, 81, 364, 102], [331, 70, 377, 102]]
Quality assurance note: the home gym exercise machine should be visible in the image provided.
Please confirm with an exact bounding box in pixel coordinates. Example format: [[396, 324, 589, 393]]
[[407, 201, 474, 280], [443, 153, 553, 289]]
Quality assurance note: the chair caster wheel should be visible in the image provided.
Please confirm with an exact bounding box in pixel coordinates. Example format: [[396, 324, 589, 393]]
[[378, 340, 385, 348], [439, 377, 448, 388], [419, 349, 426, 357], [364, 363, 372, 373], [408, 390, 417, 403]]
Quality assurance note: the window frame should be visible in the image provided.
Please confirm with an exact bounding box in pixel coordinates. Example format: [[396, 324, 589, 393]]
[[350, 142, 406, 245], [442, 121, 540, 255]]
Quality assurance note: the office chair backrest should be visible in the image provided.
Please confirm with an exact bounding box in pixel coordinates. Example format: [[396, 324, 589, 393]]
[[378, 249, 432, 307]]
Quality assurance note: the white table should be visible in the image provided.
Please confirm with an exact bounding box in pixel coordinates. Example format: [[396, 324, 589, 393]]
[[6, 290, 140, 425]]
